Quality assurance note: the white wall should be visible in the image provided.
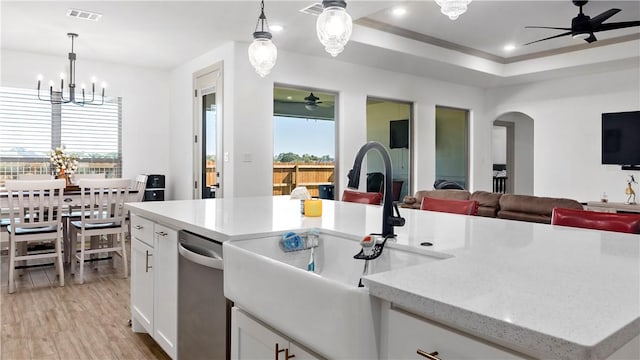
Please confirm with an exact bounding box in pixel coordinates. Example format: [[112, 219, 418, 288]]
[[487, 67, 640, 202], [492, 126, 506, 164], [169, 42, 236, 200], [168, 42, 487, 200], [1, 49, 172, 189]]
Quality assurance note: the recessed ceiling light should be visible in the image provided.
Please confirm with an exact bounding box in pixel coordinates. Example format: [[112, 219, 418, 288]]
[[270, 24, 284, 32], [66, 8, 102, 21], [392, 7, 407, 17], [503, 44, 516, 52]]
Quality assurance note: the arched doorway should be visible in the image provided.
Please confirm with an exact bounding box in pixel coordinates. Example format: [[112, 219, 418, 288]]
[[493, 112, 534, 195]]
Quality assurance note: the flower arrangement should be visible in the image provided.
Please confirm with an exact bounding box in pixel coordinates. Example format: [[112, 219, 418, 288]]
[[50, 146, 78, 176]]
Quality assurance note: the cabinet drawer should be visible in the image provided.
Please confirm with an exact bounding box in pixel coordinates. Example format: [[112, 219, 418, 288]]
[[131, 215, 154, 247], [384, 306, 524, 360]]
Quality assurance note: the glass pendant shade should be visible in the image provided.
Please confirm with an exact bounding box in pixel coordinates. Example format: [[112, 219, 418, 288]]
[[316, 2, 352, 57], [435, 0, 472, 20], [248, 36, 277, 77], [248, 0, 277, 77]]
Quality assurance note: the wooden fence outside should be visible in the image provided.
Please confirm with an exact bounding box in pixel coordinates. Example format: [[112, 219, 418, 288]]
[[206, 161, 335, 197], [273, 162, 335, 197]]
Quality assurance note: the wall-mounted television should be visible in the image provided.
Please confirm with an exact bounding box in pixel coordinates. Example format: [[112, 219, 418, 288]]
[[602, 110, 640, 167], [389, 119, 409, 149]]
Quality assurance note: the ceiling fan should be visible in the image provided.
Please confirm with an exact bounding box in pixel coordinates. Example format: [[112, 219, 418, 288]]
[[524, 0, 640, 45], [277, 92, 324, 111]]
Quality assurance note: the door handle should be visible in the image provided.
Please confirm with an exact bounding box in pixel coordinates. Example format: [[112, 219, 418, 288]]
[[417, 349, 441, 359], [145, 250, 152, 272]]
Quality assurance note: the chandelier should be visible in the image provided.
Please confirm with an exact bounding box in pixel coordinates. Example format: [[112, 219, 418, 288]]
[[248, 0, 277, 77], [316, 0, 353, 57], [36, 33, 106, 106], [435, 0, 472, 20]]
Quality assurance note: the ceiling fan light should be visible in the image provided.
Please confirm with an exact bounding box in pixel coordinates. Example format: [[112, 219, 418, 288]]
[[434, 0, 472, 21], [316, 1, 353, 57], [305, 103, 318, 111], [248, 36, 277, 77]]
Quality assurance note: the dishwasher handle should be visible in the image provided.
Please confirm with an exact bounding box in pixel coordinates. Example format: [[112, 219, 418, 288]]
[[178, 242, 224, 270]]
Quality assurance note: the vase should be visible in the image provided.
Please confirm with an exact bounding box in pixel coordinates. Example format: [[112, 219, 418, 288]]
[[56, 171, 71, 186]]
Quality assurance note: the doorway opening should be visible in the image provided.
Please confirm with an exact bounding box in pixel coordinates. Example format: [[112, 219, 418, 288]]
[[366, 98, 412, 201], [272, 86, 337, 199], [435, 106, 469, 190], [193, 63, 223, 199], [493, 112, 534, 195]]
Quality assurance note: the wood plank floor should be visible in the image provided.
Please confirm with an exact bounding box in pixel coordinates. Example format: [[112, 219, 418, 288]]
[[0, 243, 171, 360]]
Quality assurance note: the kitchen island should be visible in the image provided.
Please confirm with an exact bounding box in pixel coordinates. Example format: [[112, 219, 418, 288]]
[[126, 196, 639, 359]]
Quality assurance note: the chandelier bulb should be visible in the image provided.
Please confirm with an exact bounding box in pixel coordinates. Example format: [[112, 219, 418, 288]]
[[101, 82, 107, 89], [81, 83, 86, 90], [59, 72, 66, 80], [91, 76, 97, 84], [37, 74, 43, 81], [48, 80, 54, 87]]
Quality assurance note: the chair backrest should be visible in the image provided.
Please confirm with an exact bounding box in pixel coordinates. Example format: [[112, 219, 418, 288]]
[[421, 197, 479, 216], [342, 189, 383, 205], [132, 174, 148, 202], [551, 207, 640, 234], [366, 172, 384, 193], [78, 179, 131, 225], [5, 179, 66, 230], [17, 174, 53, 180]]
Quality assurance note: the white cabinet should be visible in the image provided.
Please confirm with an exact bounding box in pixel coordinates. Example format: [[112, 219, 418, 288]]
[[381, 302, 525, 360], [131, 235, 154, 333], [231, 307, 319, 360], [130, 214, 178, 359]]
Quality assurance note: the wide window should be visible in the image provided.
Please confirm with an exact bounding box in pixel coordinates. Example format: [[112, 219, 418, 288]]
[[0, 87, 122, 186]]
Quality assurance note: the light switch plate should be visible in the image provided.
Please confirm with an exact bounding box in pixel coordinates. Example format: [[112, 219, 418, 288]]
[[243, 153, 252, 162]]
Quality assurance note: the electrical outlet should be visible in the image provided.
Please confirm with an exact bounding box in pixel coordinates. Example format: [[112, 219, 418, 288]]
[[243, 153, 252, 163], [224, 152, 229, 162]]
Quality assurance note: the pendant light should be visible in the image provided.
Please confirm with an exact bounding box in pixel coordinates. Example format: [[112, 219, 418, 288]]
[[248, 0, 277, 77], [435, 0, 472, 20], [316, 0, 353, 57], [36, 33, 106, 106]]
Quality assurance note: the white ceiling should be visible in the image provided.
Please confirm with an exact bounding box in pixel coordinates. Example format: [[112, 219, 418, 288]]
[[2, 1, 639, 86]]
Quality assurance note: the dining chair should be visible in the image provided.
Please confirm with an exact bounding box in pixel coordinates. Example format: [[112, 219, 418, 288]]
[[17, 174, 53, 180], [5, 179, 66, 293], [420, 197, 479, 216], [342, 189, 383, 205], [132, 174, 148, 202], [551, 207, 640, 234], [69, 178, 131, 284]]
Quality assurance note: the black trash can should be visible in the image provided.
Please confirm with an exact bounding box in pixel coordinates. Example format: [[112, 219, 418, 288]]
[[318, 184, 335, 200]]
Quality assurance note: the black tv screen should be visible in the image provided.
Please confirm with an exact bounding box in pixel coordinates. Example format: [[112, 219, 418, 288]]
[[602, 111, 640, 165], [390, 119, 409, 149]]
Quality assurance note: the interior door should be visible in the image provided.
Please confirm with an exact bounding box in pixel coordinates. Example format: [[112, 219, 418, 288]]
[[193, 64, 222, 199]]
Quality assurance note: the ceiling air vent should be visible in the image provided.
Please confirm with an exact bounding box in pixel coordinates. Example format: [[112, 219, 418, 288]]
[[66, 8, 102, 21], [299, 3, 324, 16]]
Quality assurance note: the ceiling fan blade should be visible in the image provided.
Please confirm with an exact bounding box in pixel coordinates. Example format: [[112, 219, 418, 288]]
[[589, 8, 621, 27], [524, 31, 573, 45], [593, 21, 640, 32], [584, 33, 597, 43], [525, 26, 572, 31]]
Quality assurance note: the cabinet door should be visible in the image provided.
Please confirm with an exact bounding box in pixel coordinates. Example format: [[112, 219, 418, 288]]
[[231, 307, 320, 360], [383, 305, 523, 360], [231, 307, 288, 360], [153, 225, 178, 359], [131, 237, 154, 334]]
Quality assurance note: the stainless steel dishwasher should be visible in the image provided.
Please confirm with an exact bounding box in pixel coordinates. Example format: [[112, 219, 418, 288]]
[[178, 230, 230, 360]]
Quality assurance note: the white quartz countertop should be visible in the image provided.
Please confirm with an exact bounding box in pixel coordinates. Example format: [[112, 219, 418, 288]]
[[126, 196, 640, 359]]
